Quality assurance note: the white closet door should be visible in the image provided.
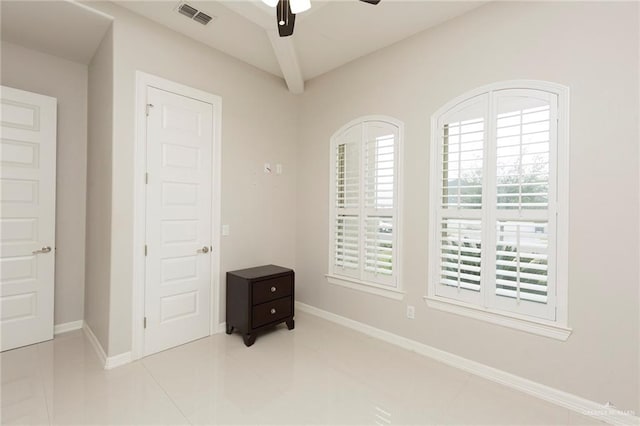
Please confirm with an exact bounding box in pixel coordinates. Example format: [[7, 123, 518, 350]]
[[144, 86, 213, 356], [0, 86, 57, 352]]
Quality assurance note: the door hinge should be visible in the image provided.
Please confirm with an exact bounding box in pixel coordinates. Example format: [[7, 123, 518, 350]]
[[145, 103, 154, 117], [144, 317, 147, 329], [145, 172, 148, 184], [144, 245, 148, 256]]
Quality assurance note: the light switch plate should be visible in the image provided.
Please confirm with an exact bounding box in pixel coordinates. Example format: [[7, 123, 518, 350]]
[[222, 225, 230, 236]]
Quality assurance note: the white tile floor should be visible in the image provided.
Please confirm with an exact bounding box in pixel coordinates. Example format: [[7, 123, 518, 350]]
[[1, 312, 603, 425]]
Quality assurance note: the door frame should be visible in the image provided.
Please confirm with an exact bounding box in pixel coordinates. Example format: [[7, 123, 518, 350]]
[[132, 71, 222, 360]]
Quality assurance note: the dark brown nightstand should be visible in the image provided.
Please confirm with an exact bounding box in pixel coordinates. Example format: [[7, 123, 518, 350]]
[[225, 265, 295, 346]]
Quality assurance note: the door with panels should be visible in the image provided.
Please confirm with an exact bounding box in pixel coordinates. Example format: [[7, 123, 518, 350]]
[[0, 86, 57, 352], [143, 86, 214, 356]]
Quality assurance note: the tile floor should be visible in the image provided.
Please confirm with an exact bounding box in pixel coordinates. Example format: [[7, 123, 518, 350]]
[[1, 312, 603, 425]]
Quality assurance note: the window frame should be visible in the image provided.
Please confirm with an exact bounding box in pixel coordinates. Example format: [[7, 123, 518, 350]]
[[426, 81, 571, 340], [327, 115, 405, 301]]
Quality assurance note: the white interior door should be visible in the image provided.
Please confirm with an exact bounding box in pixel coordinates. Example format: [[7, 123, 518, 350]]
[[0, 86, 57, 352], [144, 86, 213, 356]]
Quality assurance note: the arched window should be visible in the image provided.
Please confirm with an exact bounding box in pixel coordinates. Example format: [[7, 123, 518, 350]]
[[427, 81, 570, 339], [328, 116, 404, 299]]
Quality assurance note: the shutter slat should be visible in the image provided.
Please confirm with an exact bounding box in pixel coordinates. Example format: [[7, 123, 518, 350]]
[[334, 214, 359, 271], [495, 220, 549, 304], [441, 116, 485, 210], [363, 214, 394, 277], [439, 218, 482, 292], [495, 103, 551, 211]]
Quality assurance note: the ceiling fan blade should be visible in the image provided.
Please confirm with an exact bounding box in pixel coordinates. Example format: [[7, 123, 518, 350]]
[[359, 0, 381, 4], [276, 0, 296, 37]]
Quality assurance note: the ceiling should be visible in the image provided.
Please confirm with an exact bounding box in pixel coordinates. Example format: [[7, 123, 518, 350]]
[[116, 0, 485, 92], [0, 0, 484, 92], [0, 1, 113, 65]]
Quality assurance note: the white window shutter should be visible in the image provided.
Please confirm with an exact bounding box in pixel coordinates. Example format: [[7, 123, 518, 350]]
[[435, 94, 488, 304], [330, 118, 402, 289], [362, 122, 397, 286], [490, 89, 558, 320], [333, 129, 361, 278], [430, 83, 563, 323]]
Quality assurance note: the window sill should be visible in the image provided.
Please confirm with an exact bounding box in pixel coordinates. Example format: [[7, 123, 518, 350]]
[[423, 296, 572, 341], [326, 274, 405, 301]]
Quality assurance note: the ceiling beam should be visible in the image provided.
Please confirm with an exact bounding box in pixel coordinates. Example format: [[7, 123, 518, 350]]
[[267, 30, 304, 94], [222, 1, 305, 94]]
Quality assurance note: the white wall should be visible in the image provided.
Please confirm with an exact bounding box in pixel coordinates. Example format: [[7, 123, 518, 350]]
[[87, 2, 299, 356], [297, 1, 639, 413], [1, 41, 87, 327], [85, 26, 114, 353]]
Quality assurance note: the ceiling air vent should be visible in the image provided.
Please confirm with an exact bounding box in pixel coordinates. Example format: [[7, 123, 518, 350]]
[[193, 11, 213, 25], [176, 2, 215, 26]]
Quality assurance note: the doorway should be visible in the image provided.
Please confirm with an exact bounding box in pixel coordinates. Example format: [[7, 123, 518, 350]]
[[0, 86, 57, 351], [133, 73, 222, 358]]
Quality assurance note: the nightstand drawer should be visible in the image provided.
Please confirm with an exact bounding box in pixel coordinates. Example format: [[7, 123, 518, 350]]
[[252, 297, 292, 328], [252, 276, 293, 305]]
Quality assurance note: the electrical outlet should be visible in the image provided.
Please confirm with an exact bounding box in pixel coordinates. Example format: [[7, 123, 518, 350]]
[[406, 305, 415, 319], [276, 163, 283, 175]]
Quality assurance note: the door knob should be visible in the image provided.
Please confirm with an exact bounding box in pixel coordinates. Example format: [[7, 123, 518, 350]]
[[197, 246, 210, 254], [33, 246, 52, 254]]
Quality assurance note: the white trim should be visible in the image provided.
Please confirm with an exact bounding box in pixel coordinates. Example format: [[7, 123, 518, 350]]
[[295, 302, 637, 426], [54, 320, 84, 335], [132, 71, 222, 360], [104, 351, 132, 370], [82, 322, 133, 370], [326, 274, 405, 301], [82, 322, 106, 367], [427, 80, 570, 330], [424, 296, 571, 340]]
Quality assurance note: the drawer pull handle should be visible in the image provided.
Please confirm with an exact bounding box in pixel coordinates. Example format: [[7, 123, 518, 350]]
[[270, 286, 277, 293], [270, 308, 276, 314]]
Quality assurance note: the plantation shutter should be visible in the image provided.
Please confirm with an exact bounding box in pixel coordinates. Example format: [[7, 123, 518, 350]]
[[331, 119, 400, 288], [334, 126, 361, 279], [489, 89, 557, 320], [430, 82, 565, 325], [362, 122, 398, 286], [436, 94, 488, 304]]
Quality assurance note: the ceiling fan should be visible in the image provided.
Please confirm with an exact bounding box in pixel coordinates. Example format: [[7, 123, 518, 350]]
[[261, 0, 382, 37]]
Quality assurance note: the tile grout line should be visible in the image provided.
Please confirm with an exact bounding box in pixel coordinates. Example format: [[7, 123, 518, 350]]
[[140, 359, 194, 426], [35, 342, 53, 426]]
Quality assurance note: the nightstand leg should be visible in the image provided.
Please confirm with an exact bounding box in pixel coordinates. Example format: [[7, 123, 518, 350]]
[[225, 324, 234, 335], [286, 318, 295, 330], [243, 333, 256, 347]]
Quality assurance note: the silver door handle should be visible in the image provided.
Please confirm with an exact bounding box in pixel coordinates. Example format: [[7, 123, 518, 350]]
[[197, 246, 210, 254], [33, 246, 52, 254]]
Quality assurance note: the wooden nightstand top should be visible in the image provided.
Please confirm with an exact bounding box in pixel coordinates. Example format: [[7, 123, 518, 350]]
[[227, 264, 293, 280]]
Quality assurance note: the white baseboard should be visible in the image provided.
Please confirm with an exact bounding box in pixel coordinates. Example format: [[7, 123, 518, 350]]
[[216, 321, 227, 334], [54, 320, 84, 335], [82, 322, 132, 370], [105, 351, 132, 370], [295, 301, 639, 426], [82, 322, 107, 367]]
